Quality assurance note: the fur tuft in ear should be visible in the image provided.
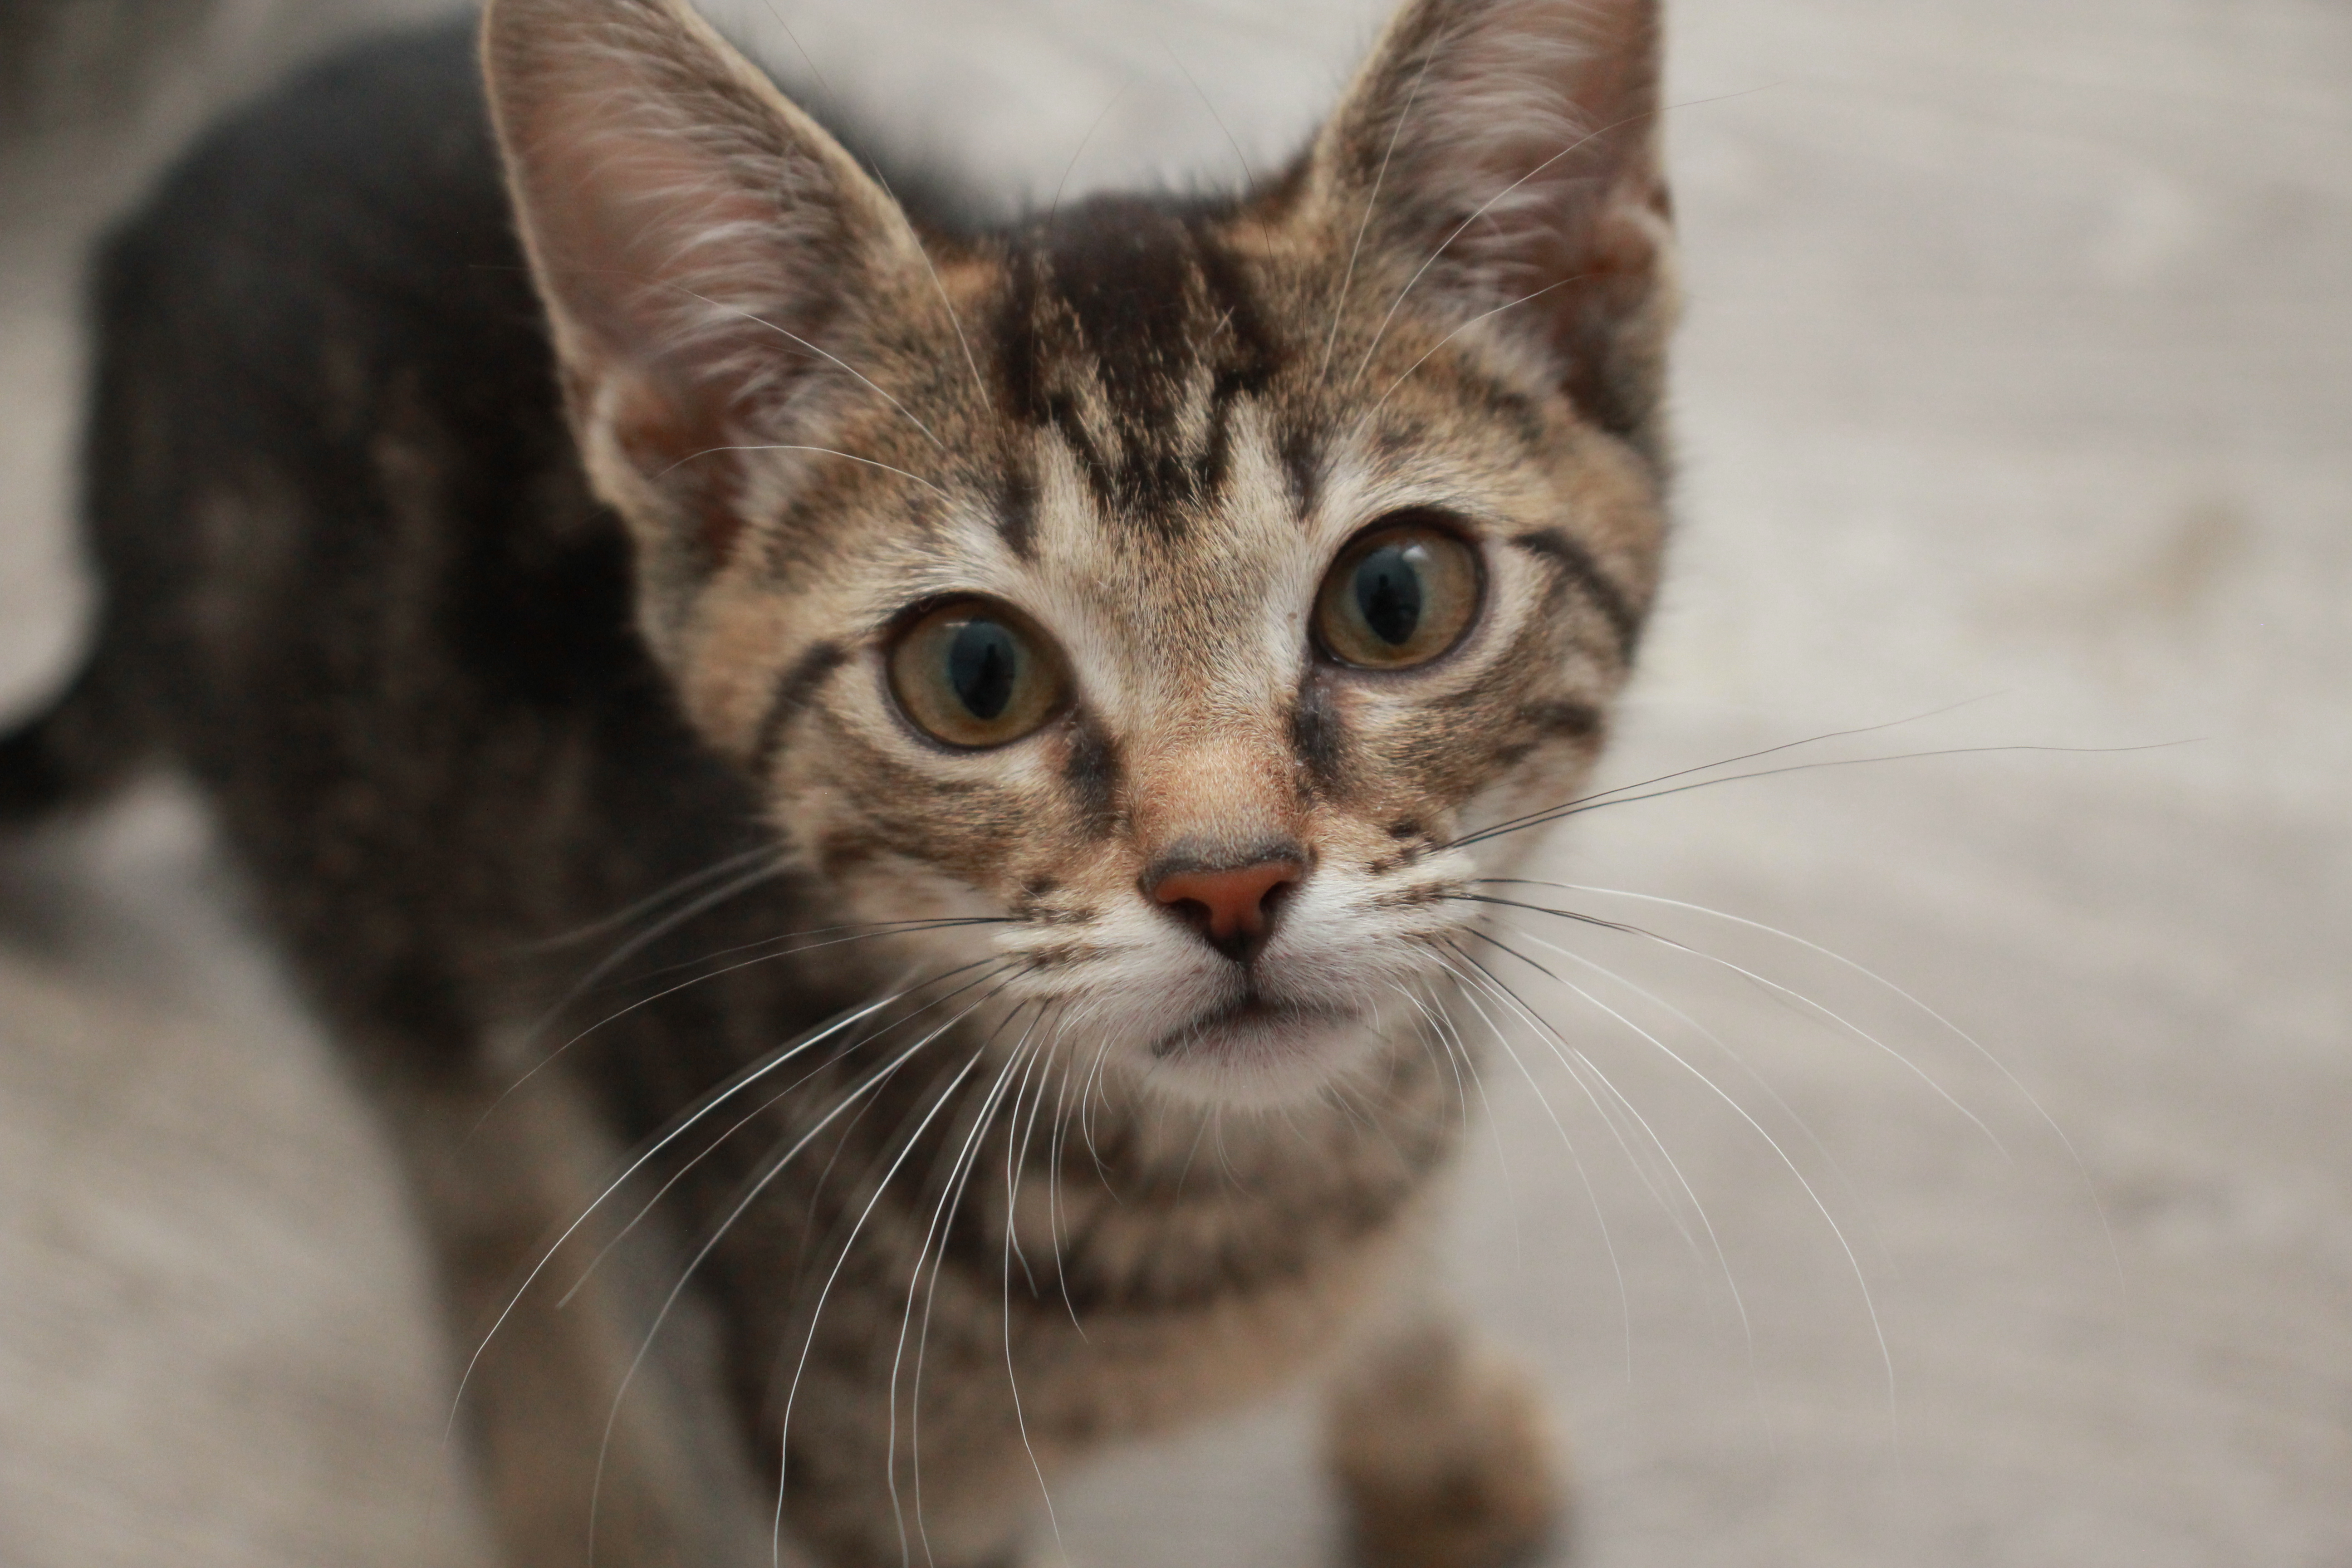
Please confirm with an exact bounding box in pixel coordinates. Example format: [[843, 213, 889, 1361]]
[[481, 0, 922, 617], [1312, 0, 1675, 456]]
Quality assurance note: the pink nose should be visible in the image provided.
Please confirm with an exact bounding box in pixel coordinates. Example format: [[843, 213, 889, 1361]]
[[1149, 858, 1304, 961]]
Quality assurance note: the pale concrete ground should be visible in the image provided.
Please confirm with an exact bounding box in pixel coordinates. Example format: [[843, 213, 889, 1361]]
[[0, 2, 2346, 1565]]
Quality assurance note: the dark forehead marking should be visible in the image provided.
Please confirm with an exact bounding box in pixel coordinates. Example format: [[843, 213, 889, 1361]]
[[992, 195, 1285, 541], [1189, 216, 1284, 502], [752, 640, 850, 778], [996, 465, 1038, 560], [1279, 423, 1323, 524], [1509, 528, 1645, 662]]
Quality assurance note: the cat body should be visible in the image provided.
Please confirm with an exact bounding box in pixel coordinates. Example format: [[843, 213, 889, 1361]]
[[0, 1, 1676, 1564]]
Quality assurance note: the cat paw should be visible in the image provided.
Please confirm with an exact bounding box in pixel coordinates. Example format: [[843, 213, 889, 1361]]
[[1325, 1327, 1565, 1568]]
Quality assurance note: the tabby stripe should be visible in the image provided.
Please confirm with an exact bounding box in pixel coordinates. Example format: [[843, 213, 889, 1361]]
[[1509, 529, 1643, 661], [751, 640, 849, 777]]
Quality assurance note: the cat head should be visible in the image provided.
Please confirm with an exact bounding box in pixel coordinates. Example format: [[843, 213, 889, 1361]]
[[484, 0, 1675, 1105]]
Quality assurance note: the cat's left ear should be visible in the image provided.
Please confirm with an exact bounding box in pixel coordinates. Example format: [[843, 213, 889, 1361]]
[[1303, 0, 1675, 453], [481, 0, 926, 621]]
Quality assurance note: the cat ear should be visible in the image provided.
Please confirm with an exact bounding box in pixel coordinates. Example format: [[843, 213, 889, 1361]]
[[1306, 0, 1675, 451], [481, 0, 922, 570]]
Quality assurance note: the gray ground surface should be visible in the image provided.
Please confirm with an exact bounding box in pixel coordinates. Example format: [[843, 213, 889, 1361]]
[[1, 2, 2346, 1564]]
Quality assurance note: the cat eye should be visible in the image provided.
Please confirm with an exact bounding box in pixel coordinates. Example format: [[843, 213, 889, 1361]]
[[1313, 517, 1483, 670], [887, 598, 1069, 748]]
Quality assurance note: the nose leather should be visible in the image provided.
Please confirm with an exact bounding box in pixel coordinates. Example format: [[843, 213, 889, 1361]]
[[1149, 857, 1304, 961]]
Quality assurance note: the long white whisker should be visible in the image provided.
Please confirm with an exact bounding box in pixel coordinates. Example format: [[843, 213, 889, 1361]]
[[904, 1031, 1046, 1568], [1453, 934, 1763, 1390], [487, 916, 999, 1129], [1445, 941, 1701, 1256], [1041, 1014, 1091, 1338], [1494, 916, 1899, 1274], [1316, 28, 1445, 388], [1450, 740, 2190, 852], [999, 1035, 1071, 1566], [1509, 879, 2124, 1288], [592, 979, 1016, 1561], [1442, 696, 2009, 852], [1350, 88, 1770, 388], [1465, 890, 2004, 1153], [1463, 932, 1896, 1446], [1347, 274, 1574, 411], [1430, 949, 1632, 1376], [1393, 981, 1521, 1264], [441, 964, 993, 1452], [517, 846, 783, 955]]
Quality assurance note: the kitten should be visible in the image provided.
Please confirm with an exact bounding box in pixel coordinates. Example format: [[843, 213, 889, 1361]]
[[0, 0, 1674, 1563]]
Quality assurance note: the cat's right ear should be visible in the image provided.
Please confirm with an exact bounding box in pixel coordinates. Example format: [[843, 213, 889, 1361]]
[[1301, 0, 1675, 456], [481, 0, 921, 588]]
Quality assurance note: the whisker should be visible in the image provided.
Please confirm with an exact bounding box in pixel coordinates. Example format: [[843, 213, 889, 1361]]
[[1492, 917, 1897, 1274], [552, 1046, 840, 1312], [671, 286, 946, 451], [1449, 739, 2192, 852], [996, 1028, 1069, 1565], [1345, 113, 1620, 390], [600, 916, 1014, 995], [1316, 27, 1444, 390], [902, 1027, 1044, 1568], [1046, 83, 1131, 230], [768, 1005, 1015, 1568], [1464, 888, 2002, 1152], [1348, 87, 1774, 390], [481, 857, 795, 1122], [485, 917, 1007, 1129], [514, 846, 783, 954], [1460, 929, 1898, 1442], [1042, 1016, 1091, 1339], [1003, 1008, 1062, 1297], [1447, 937, 1707, 1259], [1160, 38, 1258, 206], [659, 443, 953, 499], [1348, 274, 1575, 418], [590, 977, 1021, 1562], [1428, 946, 1632, 1375], [1392, 980, 1520, 1261], [1454, 933, 1762, 1370], [441, 963, 997, 1454], [1442, 696, 2005, 852], [1500, 878, 2125, 1288]]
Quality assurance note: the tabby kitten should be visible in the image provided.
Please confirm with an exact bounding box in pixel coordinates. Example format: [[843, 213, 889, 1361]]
[[0, 0, 1674, 1563]]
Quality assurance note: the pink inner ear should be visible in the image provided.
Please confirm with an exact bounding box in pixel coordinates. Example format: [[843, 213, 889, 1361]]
[[1397, 0, 1659, 281], [1315, 0, 1670, 438], [487, 0, 888, 448], [607, 371, 749, 563], [514, 93, 806, 406]]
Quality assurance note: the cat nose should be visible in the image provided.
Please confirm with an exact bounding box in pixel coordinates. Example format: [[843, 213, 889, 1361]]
[[1147, 852, 1305, 964]]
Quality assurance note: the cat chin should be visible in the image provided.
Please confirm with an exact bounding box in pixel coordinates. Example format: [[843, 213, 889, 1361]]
[[1137, 1002, 1385, 1110]]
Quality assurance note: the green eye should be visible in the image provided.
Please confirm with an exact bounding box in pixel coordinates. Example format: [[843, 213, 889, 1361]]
[[887, 598, 1068, 747], [1314, 518, 1482, 669]]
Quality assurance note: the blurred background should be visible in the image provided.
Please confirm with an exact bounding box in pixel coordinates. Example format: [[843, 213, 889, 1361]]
[[0, 1, 2345, 1564]]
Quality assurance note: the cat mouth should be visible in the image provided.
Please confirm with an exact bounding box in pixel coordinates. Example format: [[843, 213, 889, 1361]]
[[1150, 992, 1352, 1060]]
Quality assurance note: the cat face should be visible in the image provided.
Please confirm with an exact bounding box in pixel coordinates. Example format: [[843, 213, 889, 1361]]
[[484, 0, 1673, 1104]]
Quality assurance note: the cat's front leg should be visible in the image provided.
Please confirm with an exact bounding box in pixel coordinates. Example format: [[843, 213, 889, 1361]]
[[1323, 1318, 1565, 1568]]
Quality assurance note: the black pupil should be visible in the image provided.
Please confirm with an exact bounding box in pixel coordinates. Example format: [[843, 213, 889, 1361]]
[[1354, 544, 1424, 647], [946, 618, 1019, 720]]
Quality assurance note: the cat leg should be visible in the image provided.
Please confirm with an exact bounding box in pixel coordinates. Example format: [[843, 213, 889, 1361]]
[[1323, 1318, 1565, 1568], [383, 1066, 788, 1568]]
